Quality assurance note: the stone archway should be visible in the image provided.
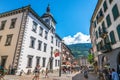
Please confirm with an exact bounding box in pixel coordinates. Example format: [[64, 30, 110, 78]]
[[101, 56, 109, 68]]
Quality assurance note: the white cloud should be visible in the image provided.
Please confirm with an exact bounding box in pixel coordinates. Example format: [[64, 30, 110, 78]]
[[63, 32, 91, 45]]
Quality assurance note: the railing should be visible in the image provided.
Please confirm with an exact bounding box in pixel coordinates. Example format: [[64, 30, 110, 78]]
[[100, 43, 112, 53], [100, 29, 108, 38], [97, 15, 104, 23]]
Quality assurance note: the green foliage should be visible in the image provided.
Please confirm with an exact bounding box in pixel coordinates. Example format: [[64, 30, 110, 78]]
[[87, 53, 94, 64], [68, 43, 91, 59]]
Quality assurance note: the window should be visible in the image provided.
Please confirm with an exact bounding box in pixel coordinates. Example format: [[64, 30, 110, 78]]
[[96, 31, 98, 39], [56, 40, 58, 46], [102, 21, 106, 33], [45, 19, 49, 23], [5, 34, 13, 46], [55, 60, 57, 67], [103, 1, 108, 12], [1, 56, 8, 68], [109, 0, 113, 4], [98, 27, 101, 36], [38, 40, 42, 50], [51, 36, 53, 43], [51, 47, 53, 56], [106, 14, 111, 27], [110, 31, 116, 44], [44, 31, 48, 39], [51, 27, 55, 34], [96, 9, 104, 23], [43, 43, 47, 52], [27, 55, 33, 68], [42, 57, 46, 67], [117, 24, 120, 40], [32, 21, 37, 33], [30, 36, 36, 48], [0, 20, 6, 30], [94, 21, 96, 28], [58, 60, 60, 66], [112, 4, 119, 21], [36, 57, 40, 66], [58, 41, 60, 47], [10, 18, 17, 29], [0, 36, 2, 42], [39, 26, 43, 36], [96, 42, 101, 51]]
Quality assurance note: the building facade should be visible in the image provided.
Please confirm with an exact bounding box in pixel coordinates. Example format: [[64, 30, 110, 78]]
[[0, 5, 62, 75], [90, 0, 120, 72], [61, 43, 74, 67]]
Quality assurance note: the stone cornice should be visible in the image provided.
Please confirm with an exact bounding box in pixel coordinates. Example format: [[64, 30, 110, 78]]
[[0, 5, 30, 18], [91, 0, 103, 22], [0, 5, 51, 30]]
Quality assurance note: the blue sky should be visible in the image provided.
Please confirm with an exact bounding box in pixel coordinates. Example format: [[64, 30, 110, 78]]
[[0, 0, 97, 44]]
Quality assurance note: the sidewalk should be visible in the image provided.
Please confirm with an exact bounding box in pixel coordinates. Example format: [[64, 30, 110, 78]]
[[4, 71, 79, 80]]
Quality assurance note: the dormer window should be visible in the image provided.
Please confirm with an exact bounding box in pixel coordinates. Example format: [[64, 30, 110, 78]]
[[45, 19, 49, 23]]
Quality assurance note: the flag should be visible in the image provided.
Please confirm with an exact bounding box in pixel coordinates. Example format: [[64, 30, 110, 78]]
[[54, 52, 59, 57]]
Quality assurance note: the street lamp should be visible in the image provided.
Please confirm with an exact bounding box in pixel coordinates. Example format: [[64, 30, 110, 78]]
[[59, 40, 64, 77]]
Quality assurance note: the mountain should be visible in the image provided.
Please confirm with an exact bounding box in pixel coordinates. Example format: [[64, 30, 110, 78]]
[[68, 43, 92, 58]]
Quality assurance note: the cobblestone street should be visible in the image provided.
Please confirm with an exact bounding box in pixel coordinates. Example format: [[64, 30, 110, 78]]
[[4, 71, 98, 80], [4, 72, 78, 80]]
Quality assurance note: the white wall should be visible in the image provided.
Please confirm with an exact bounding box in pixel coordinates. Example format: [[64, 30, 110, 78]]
[[17, 12, 61, 74]]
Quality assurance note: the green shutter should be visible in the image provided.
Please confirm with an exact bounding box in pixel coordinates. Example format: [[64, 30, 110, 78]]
[[103, 1, 108, 12], [112, 4, 119, 21], [117, 24, 120, 40], [106, 14, 111, 27], [102, 21, 106, 32], [110, 31, 116, 44]]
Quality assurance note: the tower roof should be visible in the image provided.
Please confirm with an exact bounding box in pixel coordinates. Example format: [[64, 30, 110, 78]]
[[41, 4, 57, 24]]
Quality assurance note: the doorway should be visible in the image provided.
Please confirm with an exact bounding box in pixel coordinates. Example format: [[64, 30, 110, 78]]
[[1, 56, 8, 68]]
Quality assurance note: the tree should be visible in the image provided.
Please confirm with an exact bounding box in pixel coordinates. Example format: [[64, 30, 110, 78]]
[[87, 53, 94, 64]]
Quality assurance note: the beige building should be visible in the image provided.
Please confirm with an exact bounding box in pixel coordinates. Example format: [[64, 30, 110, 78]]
[[90, 0, 120, 73]]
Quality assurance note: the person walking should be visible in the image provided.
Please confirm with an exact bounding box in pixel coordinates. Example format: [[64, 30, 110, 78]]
[[32, 65, 41, 80], [45, 68, 49, 78], [112, 68, 119, 80], [83, 66, 88, 80]]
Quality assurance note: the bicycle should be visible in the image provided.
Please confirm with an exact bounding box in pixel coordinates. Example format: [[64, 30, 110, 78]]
[[0, 70, 5, 80]]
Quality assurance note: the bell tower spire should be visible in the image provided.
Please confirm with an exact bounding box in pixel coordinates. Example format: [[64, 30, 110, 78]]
[[46, 4, 50, 13]]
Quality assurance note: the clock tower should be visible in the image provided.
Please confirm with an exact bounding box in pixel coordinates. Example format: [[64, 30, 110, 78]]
[[41, 4, 57, 33]]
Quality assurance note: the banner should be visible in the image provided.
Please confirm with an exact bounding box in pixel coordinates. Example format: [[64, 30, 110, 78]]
[[54, 49, 60, 57]]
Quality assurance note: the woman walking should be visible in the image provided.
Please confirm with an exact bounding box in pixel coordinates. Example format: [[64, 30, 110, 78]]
[[45, 68, 49, 78], [32, 65, 41, 80]]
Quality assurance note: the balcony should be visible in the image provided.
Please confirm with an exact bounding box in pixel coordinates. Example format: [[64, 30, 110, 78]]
[[100, 43, 112, 53], [97, 10, 104, 23], [100, 29, 108, 38], [97, 15, 104, 23]]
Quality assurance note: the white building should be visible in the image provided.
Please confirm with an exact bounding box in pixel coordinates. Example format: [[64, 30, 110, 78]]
[[0, 5, 62, 75], [90, 0, 120, 72]]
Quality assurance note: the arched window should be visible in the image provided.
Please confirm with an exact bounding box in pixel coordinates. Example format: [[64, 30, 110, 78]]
[[117, 24, 120, 40]]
